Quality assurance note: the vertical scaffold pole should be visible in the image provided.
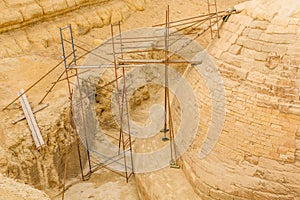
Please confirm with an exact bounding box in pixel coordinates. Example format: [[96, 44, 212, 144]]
[[207, 0, 220, 38], [111, 22, 134, 182], [164, 6, 179, 168], [162, 6, 170, 142], [60, 25, 92, 180]]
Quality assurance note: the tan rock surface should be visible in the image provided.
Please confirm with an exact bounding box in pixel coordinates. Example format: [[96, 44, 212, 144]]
[[2, 0, 299, 200], [0, 0, 146, 59], [52, 169, 139, 200], [181, 0, 300, 199], [0, 173, 50, 200]]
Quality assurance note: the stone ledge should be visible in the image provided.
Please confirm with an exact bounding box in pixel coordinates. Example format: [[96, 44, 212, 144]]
[[0, 0, 145, 34]]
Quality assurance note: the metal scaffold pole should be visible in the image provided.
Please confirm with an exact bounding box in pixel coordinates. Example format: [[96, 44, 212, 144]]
[[111, 21, 134, 182], [207, 0, 220, 38], [164, 5, 179, 168], [59, 25, 91, 184]]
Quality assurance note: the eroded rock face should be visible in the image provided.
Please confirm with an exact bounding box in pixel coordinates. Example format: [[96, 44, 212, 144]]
[[1, 0, 299, 199], [182, 0, 300, 199], [0, 173, 50, 200], [0, 0, 146, 58], [0, 0, 146, 191], [0, 0, 145, 33], [0, 102, 81, 190]]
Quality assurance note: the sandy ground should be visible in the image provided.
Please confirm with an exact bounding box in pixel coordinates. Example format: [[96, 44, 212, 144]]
[[51, 0, 246, 199], [51, 169, 139, 200], [0, 0, 247, 199], [0, 173, 50, 200]]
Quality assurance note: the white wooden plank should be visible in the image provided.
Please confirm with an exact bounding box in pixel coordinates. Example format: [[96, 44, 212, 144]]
[[20, 89, 44, 147], [18, 89, 44, 148], [18, 91, 40, 147]]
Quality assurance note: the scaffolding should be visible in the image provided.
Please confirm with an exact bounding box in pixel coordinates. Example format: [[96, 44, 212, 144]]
[[2, 2, 236, 198], [59, 25, 92, 181], [207, 0, 220, 38], [110, 22, 134, 181]]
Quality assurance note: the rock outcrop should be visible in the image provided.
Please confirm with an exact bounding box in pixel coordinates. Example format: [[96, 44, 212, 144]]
[[181, 0, 300, 199], [0, 0, 145, 33], [0, 55, 86, 190], [0, 173, 50, 200], [1, 0, 299, 199], [0, 0, 146, 58]]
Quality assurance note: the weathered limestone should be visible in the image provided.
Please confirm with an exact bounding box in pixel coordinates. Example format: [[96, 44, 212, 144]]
[[0, 0, 104, 33], [181, 0, 300, 199], [0, 55, 91, 190], [136, 168, 201, 200], [0, 173, 50, 200], [1, 0, 299, 199], [0, 0, 146, 58]]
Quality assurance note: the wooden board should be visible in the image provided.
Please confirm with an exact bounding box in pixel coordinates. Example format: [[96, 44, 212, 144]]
[[18, 89, 45, 148]]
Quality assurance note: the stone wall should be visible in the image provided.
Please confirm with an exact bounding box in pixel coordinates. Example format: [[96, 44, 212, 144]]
[[1, 0, 299, 198], [0, 0, 145, 58], [0, 102, 83, 190], [0, 0, 145, 33], [0, 173, 50, 200], [180, 0, 300, 199]]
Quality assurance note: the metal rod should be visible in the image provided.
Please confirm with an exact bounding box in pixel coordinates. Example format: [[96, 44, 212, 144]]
[[91, 154, 125, 169], [118, 59, 191, 64], [61, 25, 71, 30], [106, 49, 159, 55], [167, 19, 219, 60], [77, 75, 123, 94], [114, 35, 165, 40], [63, 39, 112, 63], [120, 71, 128, 182], [104, 38, 158, 44], [2, 52, 73, 111], [90, 160, 128, 178], [74, 67, 92, 174], [74, 124, 85, 180], [168, 14, 221, 28], [207, 0, 220, 38], [61, 120, 70, 200], [12, 103, 49, 124], [111, 24, 123, 155], [106, 45, 189, 55], [61, 37, 73, 107], [67, 64, 113, 69], [118, 21, 124, 60], [153, 10, 227, 27], [102, 131, 120, 141], [169, 20, 205, 35], [52, 70, 89, 84], [68, 64, 146, 69], [124, 69, 134, 180], [39, 70, 66, 104], [122, 45, 164, 49], [69, 24, 77, 65], [88, 149, 132, 169], [167, 20, 207, 49], [111, 22, 134, 182], [113, 34, 194, 40], [74, 72, 92, 173], [62, 25, 93, 176], [167, 89, 176, 163], [167, 15, 218, 51], [163, 6, 169, 139]]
